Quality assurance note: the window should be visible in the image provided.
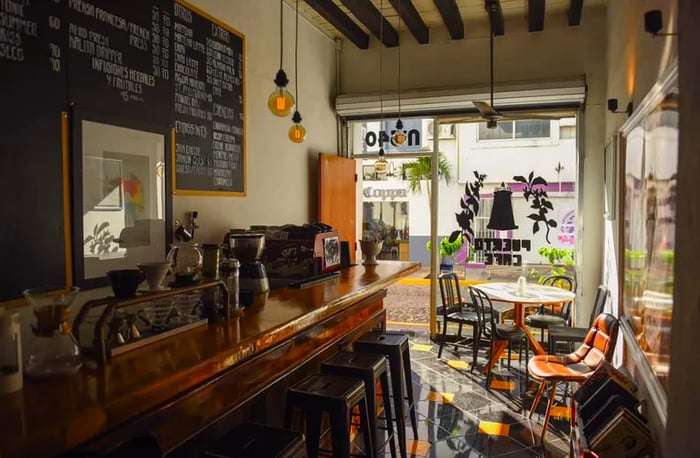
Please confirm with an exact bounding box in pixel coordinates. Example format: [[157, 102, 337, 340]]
[[560, 125, 576, 139], [478, 120, 551, 141]]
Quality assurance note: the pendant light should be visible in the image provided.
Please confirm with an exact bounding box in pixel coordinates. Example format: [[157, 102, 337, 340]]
[[374, 0, 388, 174], [487, 182, 519, 230], [268, 0, 294, 117], [288, 0, 306, 143], [391, 0, 405, 146]]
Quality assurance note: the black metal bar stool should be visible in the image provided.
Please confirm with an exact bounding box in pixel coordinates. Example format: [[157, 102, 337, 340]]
[[321, 351, 398, 458], [203, 423, 306, 458], [353, 331, 418, 458], [285, 374, 375, 458]]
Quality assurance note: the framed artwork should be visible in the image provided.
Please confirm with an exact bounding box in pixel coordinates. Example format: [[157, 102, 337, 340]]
[[323, 235, 341, 270], [73, 114, 172, 289], [83, 156, 123, 210]]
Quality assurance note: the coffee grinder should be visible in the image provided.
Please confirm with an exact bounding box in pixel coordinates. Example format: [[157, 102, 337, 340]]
[[229, 233, 270, 306]]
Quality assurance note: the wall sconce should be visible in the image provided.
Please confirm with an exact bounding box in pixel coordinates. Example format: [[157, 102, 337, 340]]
[[644, 10, 678, 37], [607, 98, 633, 117]]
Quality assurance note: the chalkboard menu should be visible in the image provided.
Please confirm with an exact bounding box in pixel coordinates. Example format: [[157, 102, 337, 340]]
[[0, 0, 68, 301], [65, 0, 172, 126], [172, 1, 245, 195], [0, 0, 245, 301]]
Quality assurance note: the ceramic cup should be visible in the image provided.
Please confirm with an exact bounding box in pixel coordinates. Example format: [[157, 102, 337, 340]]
[[106, 269, 144, 298], [137, 262, 171, 291]]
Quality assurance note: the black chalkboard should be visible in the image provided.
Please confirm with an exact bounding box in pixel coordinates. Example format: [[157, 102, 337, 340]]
[[172, 0, 245, 195], [0, 0, 246, 302], [65, 0, 173, 127], [0, 0, 67, 301]]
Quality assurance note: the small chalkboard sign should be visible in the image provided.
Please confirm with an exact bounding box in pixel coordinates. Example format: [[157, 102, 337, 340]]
[[172, 0, 246, 196]]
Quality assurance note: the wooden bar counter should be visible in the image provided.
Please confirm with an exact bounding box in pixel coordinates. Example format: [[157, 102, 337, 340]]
[[0, 261, 420, 458]]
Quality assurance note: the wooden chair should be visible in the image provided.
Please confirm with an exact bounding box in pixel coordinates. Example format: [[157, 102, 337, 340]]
[[527, 312, 619, 441], [437, 272, 480, 368]]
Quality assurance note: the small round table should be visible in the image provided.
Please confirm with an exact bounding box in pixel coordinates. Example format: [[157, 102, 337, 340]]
[[474, 282, 576, 372]]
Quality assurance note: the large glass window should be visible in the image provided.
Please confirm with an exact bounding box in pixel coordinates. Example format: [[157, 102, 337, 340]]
[[477, 120, 551, 141]]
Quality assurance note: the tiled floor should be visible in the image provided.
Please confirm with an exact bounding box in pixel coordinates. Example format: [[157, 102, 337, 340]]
[[357, 328, 572, 458]]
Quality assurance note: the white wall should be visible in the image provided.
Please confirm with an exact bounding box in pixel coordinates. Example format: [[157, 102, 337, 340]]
[[175, 0, 339, 243], [342, 8, 606, 318]]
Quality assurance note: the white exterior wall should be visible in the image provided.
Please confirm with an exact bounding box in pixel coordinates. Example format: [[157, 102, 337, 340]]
[[361, 119, 577, 267]]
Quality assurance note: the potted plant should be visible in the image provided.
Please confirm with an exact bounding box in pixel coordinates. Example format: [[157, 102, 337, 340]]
[[427, 235, 463, 272]]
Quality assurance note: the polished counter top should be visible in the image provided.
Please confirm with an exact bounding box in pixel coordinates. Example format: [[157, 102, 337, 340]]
[[0, 261, 419, 458]]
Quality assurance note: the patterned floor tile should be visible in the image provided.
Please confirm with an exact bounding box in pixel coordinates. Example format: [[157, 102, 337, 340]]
[[358, 330, 573, 457]]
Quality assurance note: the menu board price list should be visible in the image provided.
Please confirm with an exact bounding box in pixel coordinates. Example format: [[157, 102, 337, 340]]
[[173, 1, 244, 193]]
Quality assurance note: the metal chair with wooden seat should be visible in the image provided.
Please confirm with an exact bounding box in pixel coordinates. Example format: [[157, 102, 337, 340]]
[[524, 275, 576, 343], [547, 285, 610, 354], [527, 312, 619, 441], [437, 272, 480, 367]]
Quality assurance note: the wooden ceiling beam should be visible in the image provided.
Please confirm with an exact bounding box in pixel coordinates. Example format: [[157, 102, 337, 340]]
[[528, 0, 545, 32], [388, 0, 430, 44], [568, 0, 584, 26], [432, 0, 464, 40], [303, 0, 370, 49], [338, 0, 399, 47], [484, 0, 505, 36]]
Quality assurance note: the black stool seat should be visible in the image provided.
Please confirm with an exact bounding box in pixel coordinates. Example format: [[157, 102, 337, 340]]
[[322, 351, 397, 458], [285, 374, 375, 458], [204, 423, 305, 458], [353, 331, 417, 458]]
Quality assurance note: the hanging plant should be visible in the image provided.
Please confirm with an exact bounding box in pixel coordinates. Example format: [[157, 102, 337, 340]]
[[452, 170, 487, 244], [514, 171, 557, 243]]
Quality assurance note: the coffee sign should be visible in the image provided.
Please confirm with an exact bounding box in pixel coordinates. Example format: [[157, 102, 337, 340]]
[[473, 237, 532, 266], [363, 186, 407, 201]]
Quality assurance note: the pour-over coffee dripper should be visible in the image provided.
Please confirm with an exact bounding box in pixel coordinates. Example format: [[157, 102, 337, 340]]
[[137, 261, 171, 291]]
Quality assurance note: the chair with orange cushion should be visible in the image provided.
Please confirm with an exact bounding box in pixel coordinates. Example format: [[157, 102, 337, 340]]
[[527, 312, 619, 441]]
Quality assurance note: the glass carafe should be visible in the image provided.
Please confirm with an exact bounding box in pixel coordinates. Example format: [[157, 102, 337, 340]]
[[167, 243, 203, 285], [22, 286, 81, 378]]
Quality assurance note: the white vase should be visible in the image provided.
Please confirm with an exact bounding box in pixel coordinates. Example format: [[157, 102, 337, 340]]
[[359, 240, 383, 265]]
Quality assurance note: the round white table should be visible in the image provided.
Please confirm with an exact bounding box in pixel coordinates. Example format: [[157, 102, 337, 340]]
[[473, 282, 576, 372]]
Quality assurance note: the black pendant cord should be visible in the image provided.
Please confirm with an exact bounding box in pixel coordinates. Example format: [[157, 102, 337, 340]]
[[279, 0, 283, 70], [294, 0, 299, 115], [397, 0, 402, 123], [490, 30, 494, 108], [379, 0, 384, 152]]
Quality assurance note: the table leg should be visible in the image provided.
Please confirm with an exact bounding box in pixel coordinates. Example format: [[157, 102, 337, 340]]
[[482, 339, 509, 372], [513, 302, 546, 355]]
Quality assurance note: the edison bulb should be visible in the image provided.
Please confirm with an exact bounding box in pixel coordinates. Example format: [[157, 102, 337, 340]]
[[288, 123, 306, 143], [268, 87, 295, 117], [374, 151, 388, 174]]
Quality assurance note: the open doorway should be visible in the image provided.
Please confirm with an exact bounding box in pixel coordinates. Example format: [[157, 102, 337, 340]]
[[348, 114, 579, 336]]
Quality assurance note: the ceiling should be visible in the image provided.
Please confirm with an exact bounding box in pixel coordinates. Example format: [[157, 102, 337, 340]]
[[284, 0, 606, 49]]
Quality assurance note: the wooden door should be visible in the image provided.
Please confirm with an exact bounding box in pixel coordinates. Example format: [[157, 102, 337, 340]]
[[319, 153, 356, 264]]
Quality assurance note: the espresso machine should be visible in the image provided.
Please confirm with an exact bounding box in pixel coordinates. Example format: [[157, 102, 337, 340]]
[[228, 233, 270, 306]]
